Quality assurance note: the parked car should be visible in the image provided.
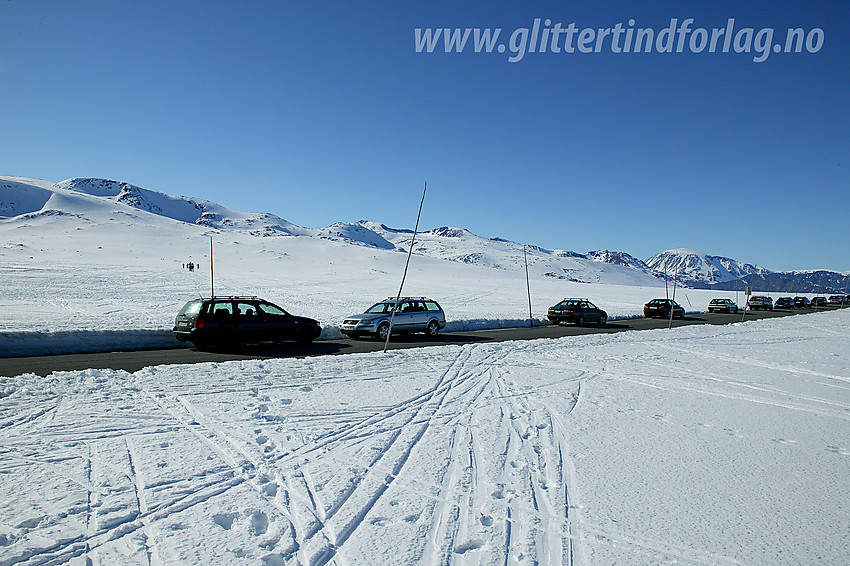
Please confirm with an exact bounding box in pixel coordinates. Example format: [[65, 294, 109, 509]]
[[644, 299, 685, 319], [793, 297, 810, 309], [774, 297, 794, 309], [548, 298, 608, 326], [828, 295, 847, 306], [173, 296, 321, 348], [707, 298, 739, 314], [810, 296, 828, 308], [340, 297, 446, 340], [747, 296, 773, 310]]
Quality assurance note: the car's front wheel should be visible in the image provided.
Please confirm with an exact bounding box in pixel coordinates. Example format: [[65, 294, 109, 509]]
[[376, 322, 390, 341], [597, 314, 607, 326], [296, 328, 315, 345], [577, 316, 585, 326]]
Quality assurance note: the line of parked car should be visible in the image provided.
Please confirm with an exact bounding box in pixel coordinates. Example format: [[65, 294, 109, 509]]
[[172, 292, 849, 349], [173, 296, 447, 349]]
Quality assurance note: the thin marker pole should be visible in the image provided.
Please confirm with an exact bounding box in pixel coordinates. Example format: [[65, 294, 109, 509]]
[[742, 268, 755, 323], [210, 236, 215, 298], [524, 245, 533, 327], [668, 265, 678, 329], [384, 182, 427, 353]]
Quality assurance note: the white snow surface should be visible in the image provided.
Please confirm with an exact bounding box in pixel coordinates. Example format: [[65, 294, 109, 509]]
[[1, 309, 848, 564], [0, 177, 788, 357]]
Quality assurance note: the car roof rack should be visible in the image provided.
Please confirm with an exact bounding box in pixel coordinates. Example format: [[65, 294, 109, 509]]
[[383, 297, 430, 301], [196, 296, 262, 300]]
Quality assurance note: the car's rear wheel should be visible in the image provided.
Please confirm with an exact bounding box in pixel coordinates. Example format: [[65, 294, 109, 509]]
[[426, 320, 440, 337], [215, 328, 238, 348], [377, 322, 390, 341]]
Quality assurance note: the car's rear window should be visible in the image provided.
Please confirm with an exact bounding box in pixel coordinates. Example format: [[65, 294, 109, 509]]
[[178, 301, 203, 316], [425, 301, 441, 311]]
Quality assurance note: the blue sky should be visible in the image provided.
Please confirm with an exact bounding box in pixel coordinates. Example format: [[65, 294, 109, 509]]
[[2, 1, 848, 271]]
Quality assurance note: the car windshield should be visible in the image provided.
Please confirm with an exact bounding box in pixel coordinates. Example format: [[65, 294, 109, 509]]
[[366, 302, 397, 314]]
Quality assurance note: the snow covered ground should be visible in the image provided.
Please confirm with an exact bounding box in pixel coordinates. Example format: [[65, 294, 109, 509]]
[[1, 309, 848, 565]]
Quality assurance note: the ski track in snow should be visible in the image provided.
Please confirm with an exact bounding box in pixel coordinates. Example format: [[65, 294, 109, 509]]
[[1, 311, 849, 564]]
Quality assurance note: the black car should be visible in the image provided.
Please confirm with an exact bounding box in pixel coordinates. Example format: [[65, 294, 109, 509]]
[[548, 298, 607, 326], [810, 297, 828, 308], [793, 297, 810, 309], [644, 298, 685, 319], [173, 296, 321, 348], [774, 297, 794, 309]]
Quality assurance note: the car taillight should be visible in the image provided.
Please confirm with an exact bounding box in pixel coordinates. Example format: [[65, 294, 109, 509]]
[[565, 310, 574, 315], [548, 309, 554, 314], [195, 317, 204, 328]]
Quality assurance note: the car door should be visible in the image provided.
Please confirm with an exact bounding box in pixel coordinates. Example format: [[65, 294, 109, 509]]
[[256, 301, 297, 341], [408, 300, 429, 330], [583, 301, 600, 322], [234, 301, 263, 342], [392, 300, 416, 331]]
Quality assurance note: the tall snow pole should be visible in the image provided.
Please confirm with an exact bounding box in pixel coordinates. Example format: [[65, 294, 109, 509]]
[[668, 265, 679, 330], [742, 267, 756, 323], [665, 262, 669, 300], [210, 236, 215, 298], [384, 182, 427, 353], [524, 245, 533, 327]]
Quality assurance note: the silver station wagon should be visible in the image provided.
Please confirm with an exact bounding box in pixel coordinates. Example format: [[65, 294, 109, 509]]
[[340, 297, 446, 340]]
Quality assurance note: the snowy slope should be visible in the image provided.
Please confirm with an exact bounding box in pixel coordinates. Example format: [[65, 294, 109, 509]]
[[358, 221, 662, 286], [2, 177, 662, 285], [1, 309, 847, 564]]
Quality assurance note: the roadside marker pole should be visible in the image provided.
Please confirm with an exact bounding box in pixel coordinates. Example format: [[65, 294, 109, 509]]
[[742, 268, 756, 323], [384, 182, 427, 353], [210, 236, 215, 298], [668, 265, 679, 330], [524, 245, 533, 328]]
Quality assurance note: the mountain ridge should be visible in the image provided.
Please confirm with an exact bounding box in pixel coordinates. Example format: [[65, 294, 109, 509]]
[[2, 176, 847, 292]]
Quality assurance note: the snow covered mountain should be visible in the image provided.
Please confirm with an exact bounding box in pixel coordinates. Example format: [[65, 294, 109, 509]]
[[646, 248, 763, 285], [3, 177, 846, 293], [0, 176, 663, 287], [647, 248, 849, 293]]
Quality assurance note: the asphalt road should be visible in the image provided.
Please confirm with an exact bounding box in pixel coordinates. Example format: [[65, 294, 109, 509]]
[[2, 307, 837, 378]]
